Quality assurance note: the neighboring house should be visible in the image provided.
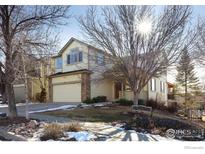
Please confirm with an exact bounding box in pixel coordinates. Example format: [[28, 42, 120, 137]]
[[13, 56, 53, 103], [49, 37, 168, 104]]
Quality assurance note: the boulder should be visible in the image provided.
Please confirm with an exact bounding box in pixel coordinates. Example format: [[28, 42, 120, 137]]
[[27, 120, 39, 129]]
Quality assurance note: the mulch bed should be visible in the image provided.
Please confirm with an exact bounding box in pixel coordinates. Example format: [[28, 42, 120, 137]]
[[0, 117, 31, 126], [123, 112, 205, 141]]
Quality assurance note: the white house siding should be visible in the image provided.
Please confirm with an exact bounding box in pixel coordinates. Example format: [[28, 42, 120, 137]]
[[148, 75, 168, 104]]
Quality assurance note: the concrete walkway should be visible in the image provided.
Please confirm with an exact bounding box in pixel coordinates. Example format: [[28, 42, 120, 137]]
[[0, 102, 78, 123], [28, 113, 73, 123], [82, 122, 174, 141], [0, 130, 26, 141]]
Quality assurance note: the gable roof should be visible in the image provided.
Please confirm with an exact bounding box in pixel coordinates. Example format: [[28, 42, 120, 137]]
[[53, 37, 105, 58]]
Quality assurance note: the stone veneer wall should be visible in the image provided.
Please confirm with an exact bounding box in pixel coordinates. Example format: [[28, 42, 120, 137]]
[[81, 72, 90, 101]]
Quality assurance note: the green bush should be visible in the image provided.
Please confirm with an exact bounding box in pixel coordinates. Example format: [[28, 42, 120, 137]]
[[83, 96, 107, 104], [115, 98, 133, 106], [83, 98, 95, 104], [92, 96, 107, 103]]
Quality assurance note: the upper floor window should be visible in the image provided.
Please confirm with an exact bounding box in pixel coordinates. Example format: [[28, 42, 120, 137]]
[[55, 57, 62, 69], [160, 81, 165, 93], [96, 52, 105, 65], [67, 49, 83, 64], [150, 78, 156, 92]]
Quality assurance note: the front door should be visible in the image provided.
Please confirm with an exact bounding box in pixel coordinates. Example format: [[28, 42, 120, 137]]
[[114, 82, 122, 99]]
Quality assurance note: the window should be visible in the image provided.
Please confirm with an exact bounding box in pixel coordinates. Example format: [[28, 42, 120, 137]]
[[150, 78, 156, 91], [67, 49, 83, 64], [160, 81, 165, 93], [55, 57, 62, 69], [96, 52, 105, 65]]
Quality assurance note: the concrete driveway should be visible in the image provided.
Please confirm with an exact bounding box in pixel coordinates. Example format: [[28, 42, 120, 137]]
[[0, 102, 79, 117]]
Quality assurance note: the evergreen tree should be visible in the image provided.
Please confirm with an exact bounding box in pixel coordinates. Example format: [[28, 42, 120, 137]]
[[176, 47, 199, 107]]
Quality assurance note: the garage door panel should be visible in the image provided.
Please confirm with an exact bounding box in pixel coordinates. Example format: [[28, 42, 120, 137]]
[[53, 83, 81, 102]]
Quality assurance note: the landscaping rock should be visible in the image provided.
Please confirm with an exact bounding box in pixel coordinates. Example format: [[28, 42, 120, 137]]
[[27, 120, 39, 129]]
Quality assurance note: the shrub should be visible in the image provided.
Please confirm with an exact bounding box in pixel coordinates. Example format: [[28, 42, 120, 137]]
[[138, 99, 145, 105], [83, 98, 95, 104], [62, 123, 82, 132], [83, 96, 107, 104], [40, 123, 64, 141], [36, 88, 47, 103], [146, 99, 158, 109], [115, 98, 133, 106], [92, 96, 107, 103], [166, 105, 177, 113]]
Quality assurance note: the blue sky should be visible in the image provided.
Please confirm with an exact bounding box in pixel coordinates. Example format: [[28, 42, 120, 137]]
[[58, 5, 205, 47]]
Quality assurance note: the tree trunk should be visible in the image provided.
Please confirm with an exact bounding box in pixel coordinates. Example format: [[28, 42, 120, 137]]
[[2, 91, 7, 104], [185, 81, 188, 106], [133, 91, 139, 105], [0, 84, 7, 104], [6, 83, 17, 118]]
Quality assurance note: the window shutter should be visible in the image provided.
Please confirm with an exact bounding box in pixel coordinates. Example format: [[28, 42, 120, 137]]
[[67, 55, 70, 64], [79, 52, 83, 62]]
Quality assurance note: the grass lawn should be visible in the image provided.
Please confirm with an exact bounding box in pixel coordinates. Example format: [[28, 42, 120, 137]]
[[42, 105, 133, 122]]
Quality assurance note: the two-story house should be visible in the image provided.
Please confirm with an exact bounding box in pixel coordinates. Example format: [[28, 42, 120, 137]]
[[49, 37, 168, 104]]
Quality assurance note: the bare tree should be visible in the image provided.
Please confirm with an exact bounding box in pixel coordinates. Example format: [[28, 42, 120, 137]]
[[194, 18, 205, 65], [79, 6, 194, 105], [0, 6, 70, 118]]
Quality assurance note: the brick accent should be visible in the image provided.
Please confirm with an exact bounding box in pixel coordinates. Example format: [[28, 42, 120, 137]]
[[81, 72, 90, 101]]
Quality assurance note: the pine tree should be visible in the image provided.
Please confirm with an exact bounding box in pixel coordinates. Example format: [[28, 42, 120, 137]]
[[176, 47, 199, 107]]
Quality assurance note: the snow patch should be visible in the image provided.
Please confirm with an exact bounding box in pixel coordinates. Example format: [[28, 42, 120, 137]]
[[29, 105, 77, 114], [64, 131, 97, 141]]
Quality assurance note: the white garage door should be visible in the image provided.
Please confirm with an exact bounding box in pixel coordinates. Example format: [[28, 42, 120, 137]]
[[53, 83, 81, 103]]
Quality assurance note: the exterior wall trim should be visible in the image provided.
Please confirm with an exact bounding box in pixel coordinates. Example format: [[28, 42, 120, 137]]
[[49, 70, 92, 78], [52, 80, 81, 86]]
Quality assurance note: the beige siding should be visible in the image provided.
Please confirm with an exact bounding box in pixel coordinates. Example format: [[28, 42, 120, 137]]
[[91, 79, 114, 101], [61, 41, 89, 72], [52, 74, 81, 84], [123, 90, 148, 101]]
